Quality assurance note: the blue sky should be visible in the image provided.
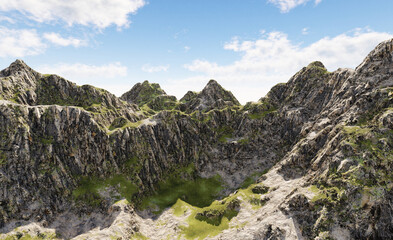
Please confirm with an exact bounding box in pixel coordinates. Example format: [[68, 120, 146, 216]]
[[0, 0, 392, 103]]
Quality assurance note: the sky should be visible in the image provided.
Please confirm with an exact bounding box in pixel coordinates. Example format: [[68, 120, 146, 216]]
[[0, 0, 392, 104]]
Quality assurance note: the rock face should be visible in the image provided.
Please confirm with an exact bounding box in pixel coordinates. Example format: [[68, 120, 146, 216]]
[[1, 39, 393, 240]]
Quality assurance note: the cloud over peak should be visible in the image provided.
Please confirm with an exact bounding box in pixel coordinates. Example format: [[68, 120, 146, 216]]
[[182, 28, 393, 103], [0, 27, 45, 57]]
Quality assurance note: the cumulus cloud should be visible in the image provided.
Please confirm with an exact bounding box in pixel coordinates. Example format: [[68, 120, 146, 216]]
[[0, 27, 88, 58], [38, 62, 127, 80], [43, 32, 86, 47], [0, 27, 45, 57], [0, 0, 146, 29], [0, 15, 15, 23], [268, 0, 321, 13], [142, 64, 169, 73], [182, 28, 393, 103]]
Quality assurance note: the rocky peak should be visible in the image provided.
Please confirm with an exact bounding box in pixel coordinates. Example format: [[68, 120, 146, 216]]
[[180, 90, 198, 102], [0, 59, 37, 78], [0, 60, 40, 104], [265, 60, 330, 109], [179, 79, 240, 112], [307, 61, 326, 69], [356, 38, 393, 76], [0, 60, 140, 125], [200, 79, 239, 104], [120, 80, 167, 105], [120, 80, 179, 111]]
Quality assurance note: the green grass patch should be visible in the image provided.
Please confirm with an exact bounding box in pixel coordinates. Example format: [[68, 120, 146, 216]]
[[0, 151, 7, 166], [180, 210, 231, 240], [129, 233, 148, 240], [240, 176, 256, 189], [72, 174, 137, 206], [0, 232, 58, 240], [310, 185, 345, 204], [125, 156, 141, 172], [238, 138, 249, 145], [139, 174, 224, 214], [217, 126, 234, 143], [190, 111, 212, 123], [343, 126, 372, 135], [240, 169, 270, 189], [172, 199, 234, 240], [243, 100, 277, 120], [39, 136, 54, 145], [248, 108, 277, 120], [108, 119, 144, 132], [108, 117, 128, 130], [174, 182, 268, 240]]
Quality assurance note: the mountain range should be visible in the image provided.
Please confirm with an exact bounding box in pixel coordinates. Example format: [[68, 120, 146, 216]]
[[1, 39, 393, 239]]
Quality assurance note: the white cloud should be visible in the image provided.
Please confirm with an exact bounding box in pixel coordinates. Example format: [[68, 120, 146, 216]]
[[268, 0, 321, 12], [43, 32, 86, 47], [268, 0, 310, 12], [0, 27, 89, 58], [38, 62, 127, 80], [183, 28, 393, 104], [0, 15, 15, 23], [184, 46, 191, 52], [0, 27, 45, 57], [302, 28, 309, 35], [0, 0, 146, 29], [142, 64, 169, 73]]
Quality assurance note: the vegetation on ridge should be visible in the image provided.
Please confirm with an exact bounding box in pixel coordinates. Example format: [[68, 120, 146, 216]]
[[172, 182, 269, 240]]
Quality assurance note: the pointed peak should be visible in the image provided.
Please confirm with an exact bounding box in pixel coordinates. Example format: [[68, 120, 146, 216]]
[[120, 80, 167, 105], [207, 79, 218, 85], [9, 59, 31, 70], [180, 90, 198, 102], [204, 79, 221, 88], [13, 59, 26, 65], [202, 79, 225, 92], [140, 80, 164, 91], [181, 79, 241, 110], [307, 61, 326, 69], [1, 59, 35, 77], [356, 38, 393, 72]]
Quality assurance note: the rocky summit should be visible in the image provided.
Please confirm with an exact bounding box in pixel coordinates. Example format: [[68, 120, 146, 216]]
[[0, 39, 393, 240]]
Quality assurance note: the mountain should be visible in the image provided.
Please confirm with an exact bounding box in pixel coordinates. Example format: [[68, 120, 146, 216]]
[[0, 39, 393, 240], [178, 79, 240, 113]]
